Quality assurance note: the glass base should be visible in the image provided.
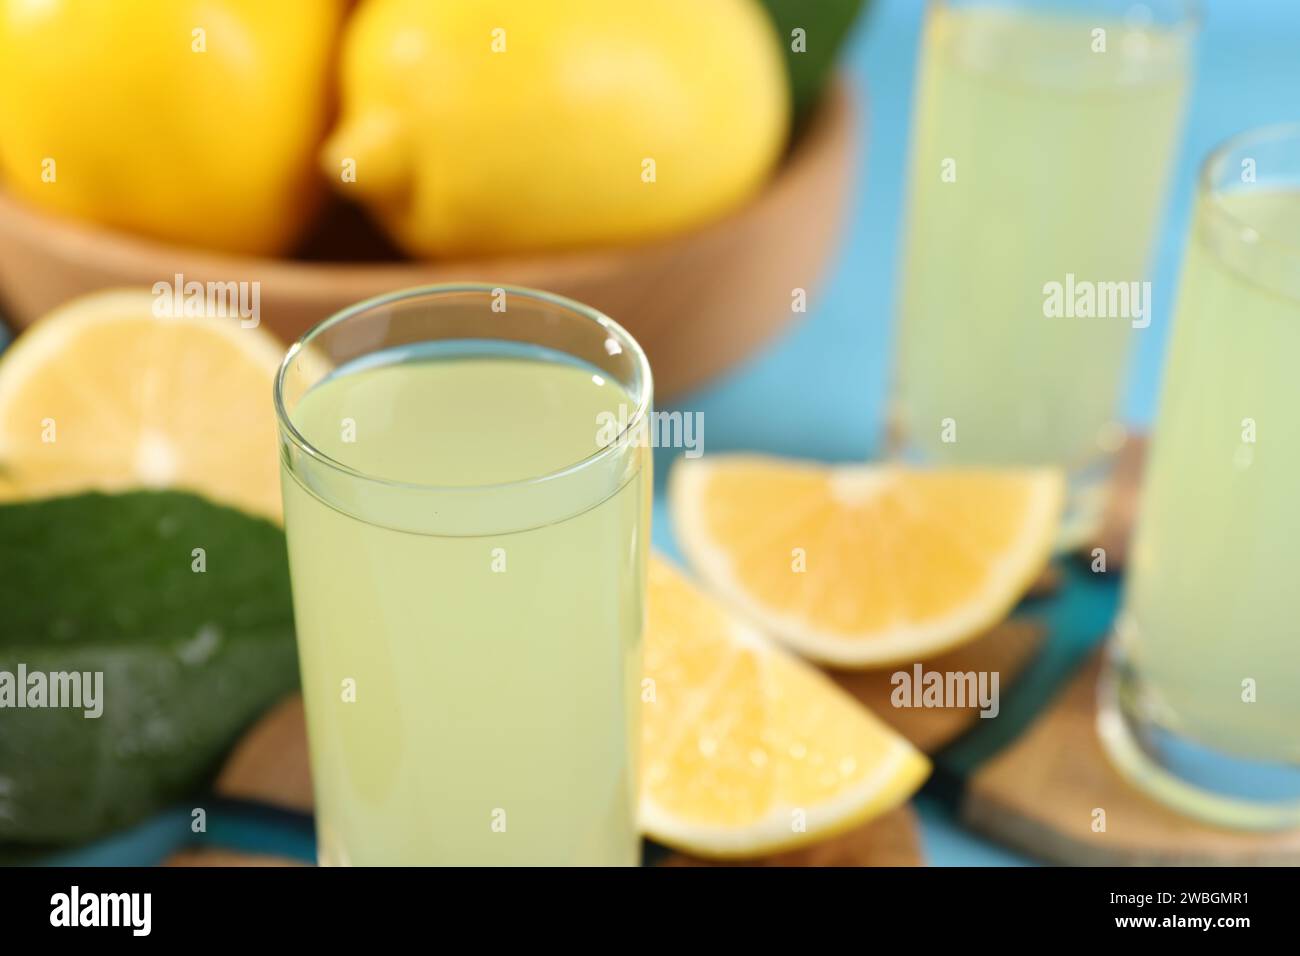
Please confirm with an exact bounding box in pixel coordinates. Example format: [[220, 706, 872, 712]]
[[1097, 650, 1300, 830], [884, 413, 1115, 554], [1055, 455, 1113, 553]]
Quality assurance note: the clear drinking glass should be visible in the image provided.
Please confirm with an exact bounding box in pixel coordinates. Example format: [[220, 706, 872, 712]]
[[1098, 125, 1300, 829], [891, 0, 1197, 544], [274, 285, 652, 864]]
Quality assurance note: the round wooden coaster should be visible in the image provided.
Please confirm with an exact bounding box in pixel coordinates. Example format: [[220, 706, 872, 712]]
[[830, 617, 1045, 754], [962, 653, 1300, 865]]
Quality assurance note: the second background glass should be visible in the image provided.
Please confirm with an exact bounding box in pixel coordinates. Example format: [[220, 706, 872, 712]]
[[891, 0, 1198, 544]]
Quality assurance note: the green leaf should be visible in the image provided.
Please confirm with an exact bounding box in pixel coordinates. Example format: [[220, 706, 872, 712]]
[[757, 0, 870, 123], [0, 491, 299, 845]]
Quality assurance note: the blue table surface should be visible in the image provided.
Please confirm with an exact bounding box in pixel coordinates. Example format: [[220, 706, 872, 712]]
[[14, 0, 1300, 868], [650, 0, 1300, 866]]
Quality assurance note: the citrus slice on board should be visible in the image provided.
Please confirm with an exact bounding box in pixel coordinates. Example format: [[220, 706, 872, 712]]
[[670, 455, 1064, 668], [641, 557, 929, 859], [0, 289, 286, 521]]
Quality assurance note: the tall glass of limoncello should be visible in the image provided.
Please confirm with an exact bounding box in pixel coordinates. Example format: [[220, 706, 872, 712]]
[[1099, 125, 1300, 828], [893, 0, 1196, 543], [274, 286, 652, 864]]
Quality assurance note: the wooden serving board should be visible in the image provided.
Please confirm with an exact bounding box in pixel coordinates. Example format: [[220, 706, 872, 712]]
[[833, 617, 1044, 753], [962, 655, 1300, 866], [217, 695, 315, 814], [213, 693, 923, 866], [166, 849, 302, 867]]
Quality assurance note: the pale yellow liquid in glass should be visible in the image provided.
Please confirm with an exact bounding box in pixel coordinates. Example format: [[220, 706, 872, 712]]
[[1117, 189, 1300, 763], [280, 352, 648, 865], [895, 6, 1190, 469]]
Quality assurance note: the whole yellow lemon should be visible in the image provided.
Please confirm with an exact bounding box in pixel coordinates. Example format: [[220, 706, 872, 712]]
[[0, 0, 346, 256], [323, 0, 791, 257]]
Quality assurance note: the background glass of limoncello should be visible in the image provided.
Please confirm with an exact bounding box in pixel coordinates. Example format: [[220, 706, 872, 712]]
[[1099, 125, 1300, 829], [274, 285, 652, 865], [892, 0, 1197, 543]]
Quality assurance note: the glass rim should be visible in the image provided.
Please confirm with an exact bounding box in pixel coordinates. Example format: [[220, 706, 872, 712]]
[[927, 0, 1203, 31], [1199, 121, 1300, 257], [273, 282, 654, 495]]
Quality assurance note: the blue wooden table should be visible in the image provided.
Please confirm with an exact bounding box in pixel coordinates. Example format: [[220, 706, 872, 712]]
[[17, 0, 1300, 867]]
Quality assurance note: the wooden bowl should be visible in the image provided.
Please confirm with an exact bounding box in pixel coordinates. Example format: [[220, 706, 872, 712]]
[[0, 82, 856, 400]]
